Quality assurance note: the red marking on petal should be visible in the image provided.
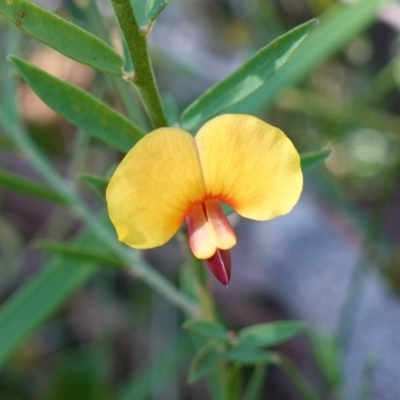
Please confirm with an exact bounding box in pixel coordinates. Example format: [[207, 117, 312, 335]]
[[205, 249, 231, 286], [205, 193, 237, 210]]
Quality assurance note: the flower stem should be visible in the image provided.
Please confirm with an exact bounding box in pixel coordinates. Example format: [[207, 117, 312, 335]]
[[276, 354, 321, 400], [189, 253, 231, 400], [191, 255, 217, 321], [110, 0, 168, 129]]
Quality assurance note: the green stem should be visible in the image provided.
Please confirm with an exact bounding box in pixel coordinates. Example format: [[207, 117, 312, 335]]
[[110, 0, 168, 129], [188, 252, 230, 400], [336, 160, 400, 349], [277, 354, 321, 400], [0, 110, 198, 316], [86, 0, 149, 128], [191, 255, 217, 321]]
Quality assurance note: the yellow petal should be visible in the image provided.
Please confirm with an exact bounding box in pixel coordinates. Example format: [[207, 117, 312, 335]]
[[106, 128, 205, 248], [195, 114, 303, 220]]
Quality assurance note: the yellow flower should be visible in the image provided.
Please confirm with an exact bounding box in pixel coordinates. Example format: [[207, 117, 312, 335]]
[[106, 114, 303, 285]]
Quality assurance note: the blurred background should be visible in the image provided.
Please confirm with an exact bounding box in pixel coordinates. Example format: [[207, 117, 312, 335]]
[[1, 0, 400, 399]]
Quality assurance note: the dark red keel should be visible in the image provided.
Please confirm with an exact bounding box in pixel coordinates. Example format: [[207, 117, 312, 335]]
[[205, 249, 231, 286]]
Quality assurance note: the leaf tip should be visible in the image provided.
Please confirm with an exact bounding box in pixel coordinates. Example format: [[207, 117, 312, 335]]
[[300, 148, 332, 173], [6, 54, 19, 66]]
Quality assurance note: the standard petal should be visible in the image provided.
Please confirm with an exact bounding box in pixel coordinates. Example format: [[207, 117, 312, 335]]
[[106, 128, 205, 248], [195, 114, 303, 220]]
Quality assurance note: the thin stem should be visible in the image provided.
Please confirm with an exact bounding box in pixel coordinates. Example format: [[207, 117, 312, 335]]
[[277, 354, 321, 400], [110, 0, 168, 129], [336, 159, 400, 349], [187, 251, 230, 400], [191, 255, 217, 321], [86, 0, 149, 128], [0, 110, 198, 316]]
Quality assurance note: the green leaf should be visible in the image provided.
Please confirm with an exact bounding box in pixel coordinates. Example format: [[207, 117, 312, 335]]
[[309, 330, 342, 391], [0, 228, 100, 367], [163, 94, 180, 126], [145, 0, 170, 22], [230, 0, 386, 115], [0, 217, 22, 280], [0, 0, 123, 76], [183, 319, 227, 341], [0, 25, 20, 125], [226, 348, 278, 365], [80, 174, 109, 200], [35, 240, 124, 268], [0, 168, 68, 204], [45, 349, 111, 400], [300, 150, 331, 173], [226, 365, 243, 400], [238, 321, 306, 348], [9, 57, 144, 152], [119, 335, 192, 400], [188, 342, 223, 383], [181, 19, 317, 130], [243, 365, 267, 400]]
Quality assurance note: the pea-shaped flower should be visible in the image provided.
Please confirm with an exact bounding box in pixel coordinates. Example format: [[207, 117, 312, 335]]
[[106, 114, 302, 285]]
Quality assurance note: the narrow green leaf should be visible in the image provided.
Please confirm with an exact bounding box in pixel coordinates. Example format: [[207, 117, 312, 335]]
[[45, 350, 110, 400], [145, 0, 170, 22], [226, 365, 243, 400], [0, 25, 20, 125], [145, 0, 156, 17], [0, 0, 124, 75], [80, 174, 109, 200], [144, 0, 156, 21], [163, 94, 180, 126], [188, 342, 223, 383], [9, 57, 144, 152], [183, 319, 227, 341], [238, 321, 306, 348], [35, 240, 124, 268], [0, 168, 68, 204], [243, 365, 267, 400], [309, 331, 342, 391], [0, 227, 101, 367], [0, 217, 23, 280], [300, 150, 331, 173], [119, 335, 192, 400], [230, 0, 386, 115], [181, 19, 317, 130], [226, 348, 278, 365]]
